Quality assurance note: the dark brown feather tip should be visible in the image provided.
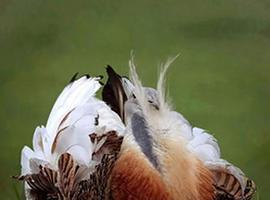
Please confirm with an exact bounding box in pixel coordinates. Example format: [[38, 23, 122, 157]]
[[69, 72, 79, 83]]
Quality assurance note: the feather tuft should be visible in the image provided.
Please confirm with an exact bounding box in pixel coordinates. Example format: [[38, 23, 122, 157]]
[[156, 54, 180, 112], [128, 52, 148, 113]]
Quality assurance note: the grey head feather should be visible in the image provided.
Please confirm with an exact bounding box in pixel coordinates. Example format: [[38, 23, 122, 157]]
[[144, 87, 160, 110], [130, 112, 160, 171]]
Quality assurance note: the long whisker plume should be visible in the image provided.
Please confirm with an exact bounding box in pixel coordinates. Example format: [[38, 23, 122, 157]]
[[157, 54, 180, 112], [129, 52, 148, 111]]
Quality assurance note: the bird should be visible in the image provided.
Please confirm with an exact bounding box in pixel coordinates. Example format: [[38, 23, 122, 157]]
[[14, 57, 256, 200]]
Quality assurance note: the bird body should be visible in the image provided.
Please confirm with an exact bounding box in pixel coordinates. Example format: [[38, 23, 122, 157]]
[[15, 59, 256, 200], [107, 62, 215, 200]]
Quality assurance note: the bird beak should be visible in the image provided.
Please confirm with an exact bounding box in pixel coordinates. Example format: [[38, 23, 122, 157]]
[[102, 66, 127, 123]]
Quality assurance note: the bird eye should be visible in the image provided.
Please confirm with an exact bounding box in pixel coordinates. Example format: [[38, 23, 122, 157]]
[[132, 93, 136, 99], [148, 100, 159, 110]]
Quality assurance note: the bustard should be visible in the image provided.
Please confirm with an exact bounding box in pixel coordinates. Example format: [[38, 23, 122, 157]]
[[15, 59, 256, 200]]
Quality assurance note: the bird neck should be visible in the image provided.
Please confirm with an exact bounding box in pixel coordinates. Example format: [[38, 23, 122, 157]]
[[158, 135, 215, 200], [110, 146, 172, 200]]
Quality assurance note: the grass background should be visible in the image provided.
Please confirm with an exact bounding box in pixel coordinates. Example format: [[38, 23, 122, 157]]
[[0, 0, 269, 199]]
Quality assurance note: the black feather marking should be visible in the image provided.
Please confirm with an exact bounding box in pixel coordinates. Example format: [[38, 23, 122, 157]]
[[97, 75, 104, 79], [69, 72, 79, 83], [89, 133, 97, 143], [99, 81, 105, 86], [244, 179, 256, 200], [122, 75, 129, 79], [94, 114, 99, 126], [83, 74, 90, 79]]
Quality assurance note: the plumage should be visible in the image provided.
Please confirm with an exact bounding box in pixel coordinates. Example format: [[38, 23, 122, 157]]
[[107, 60, 215, 200], [107, 62, 255, 200], [15, 74, 125, 199], [188, 127, 220, 162], [15, 61, 255, 200], [102, 66, 127, 122]]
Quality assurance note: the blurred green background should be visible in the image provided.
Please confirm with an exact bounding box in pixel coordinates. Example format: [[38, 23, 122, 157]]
[[0, 0, 269, 199]]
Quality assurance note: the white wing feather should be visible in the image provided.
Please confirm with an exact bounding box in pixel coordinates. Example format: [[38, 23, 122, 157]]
[[187, 127, 220, 162], [46, 77, 101, 141], [186, 127, 249, 193], [21, 76, 125, 176]]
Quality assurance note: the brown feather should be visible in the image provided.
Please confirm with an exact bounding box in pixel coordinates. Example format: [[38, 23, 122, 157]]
[[212, 169, 256, 200], [14, 129, 123, 200], [111, 149, 172, 200], [197, 163, 215, 200], [51, 108, 75, 153], [75, 153, 118, 200], [244, 179, 256, 200], [58, 153, 79, 198], [102, 66, 127, 122], [90, 131, 123, 161], [13, 166, 59, 199]]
